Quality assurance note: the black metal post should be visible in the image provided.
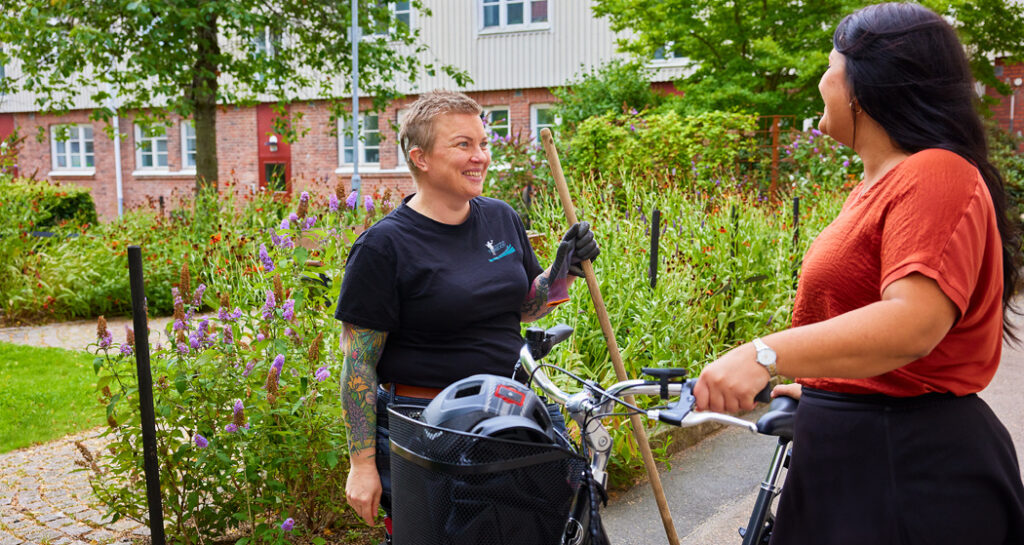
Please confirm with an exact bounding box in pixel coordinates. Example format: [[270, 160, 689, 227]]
[[792, 197, 801, 289], [727, 205, 739, 339], [649, 208, 661, 289], [127, 246, 166, 545]]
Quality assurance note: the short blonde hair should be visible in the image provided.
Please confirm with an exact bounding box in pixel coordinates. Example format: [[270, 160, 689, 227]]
[[399, 90, 482, 174]]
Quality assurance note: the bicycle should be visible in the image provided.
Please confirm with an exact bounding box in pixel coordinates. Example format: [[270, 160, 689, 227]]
[[387, 323, 797, 544]]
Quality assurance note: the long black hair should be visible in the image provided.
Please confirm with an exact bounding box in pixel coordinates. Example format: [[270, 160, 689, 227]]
[[834, 2, 1021, 339]]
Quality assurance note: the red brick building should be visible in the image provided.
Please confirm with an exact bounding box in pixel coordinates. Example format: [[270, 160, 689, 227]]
[[0, 1, 690, 221], [987, 58, 1024, 149]]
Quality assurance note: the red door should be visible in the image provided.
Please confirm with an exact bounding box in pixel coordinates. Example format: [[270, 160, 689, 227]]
[[257, 103, 292, 192]]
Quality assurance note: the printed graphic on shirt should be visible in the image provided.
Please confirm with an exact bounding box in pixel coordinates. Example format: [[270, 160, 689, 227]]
[[485, 239, 517, 262]]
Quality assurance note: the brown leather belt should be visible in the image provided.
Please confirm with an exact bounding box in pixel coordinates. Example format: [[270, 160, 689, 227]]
[[381, 383, 444, 399]]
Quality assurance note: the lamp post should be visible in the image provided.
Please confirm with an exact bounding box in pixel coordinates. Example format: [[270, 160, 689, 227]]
[[1010, 77, 1023, 136], [350, 0, 361, 199]]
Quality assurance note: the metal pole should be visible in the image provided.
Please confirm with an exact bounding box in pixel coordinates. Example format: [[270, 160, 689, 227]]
[[350, 0, 361, 199], [127, 246, 166, 545], [649, 208, 660, 289]]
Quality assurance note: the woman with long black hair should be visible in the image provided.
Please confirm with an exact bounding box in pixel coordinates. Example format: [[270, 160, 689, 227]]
[[695, 3, 1024, 543]]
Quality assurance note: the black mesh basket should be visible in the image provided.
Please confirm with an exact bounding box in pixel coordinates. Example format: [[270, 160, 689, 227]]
[[388, 404, 588, 545]]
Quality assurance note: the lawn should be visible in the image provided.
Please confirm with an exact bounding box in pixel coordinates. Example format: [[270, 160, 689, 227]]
[[0, 341, 102, 453]]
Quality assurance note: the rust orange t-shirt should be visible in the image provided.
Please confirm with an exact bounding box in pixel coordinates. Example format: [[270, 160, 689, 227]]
[[795, 149, 1003, 396]]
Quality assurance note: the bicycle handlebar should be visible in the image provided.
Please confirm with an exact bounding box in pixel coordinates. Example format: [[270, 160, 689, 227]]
[[518, 337, 762, 434]]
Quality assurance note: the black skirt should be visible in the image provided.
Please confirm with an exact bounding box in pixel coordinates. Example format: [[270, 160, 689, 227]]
[[770, 387, 1024, 545]]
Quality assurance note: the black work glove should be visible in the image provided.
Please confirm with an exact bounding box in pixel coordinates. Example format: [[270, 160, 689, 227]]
[[561, 222, 600, 277]]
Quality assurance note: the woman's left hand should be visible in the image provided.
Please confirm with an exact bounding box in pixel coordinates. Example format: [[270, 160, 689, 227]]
[[694, 342, 772, 413]]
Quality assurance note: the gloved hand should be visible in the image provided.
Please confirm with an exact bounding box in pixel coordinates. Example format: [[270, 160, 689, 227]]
[[561, 222, 600, 277]]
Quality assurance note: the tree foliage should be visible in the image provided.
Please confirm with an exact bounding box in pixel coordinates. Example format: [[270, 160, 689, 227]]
[[592, 0, 1024, 118], [0, 0, 469, 190], [552, 59, 667, 131]]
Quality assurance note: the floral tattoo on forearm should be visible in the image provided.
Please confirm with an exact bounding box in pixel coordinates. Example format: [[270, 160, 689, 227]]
[[341, 323, 387, 455]]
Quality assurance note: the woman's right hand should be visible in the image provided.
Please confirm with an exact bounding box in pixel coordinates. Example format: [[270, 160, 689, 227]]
[[345, 452, 382, 525], [772, 382, 802, 400]]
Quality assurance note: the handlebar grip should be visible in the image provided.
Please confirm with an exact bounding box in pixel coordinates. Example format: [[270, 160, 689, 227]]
[[754, 383, 773, 404], [547, 324, 574, 345]]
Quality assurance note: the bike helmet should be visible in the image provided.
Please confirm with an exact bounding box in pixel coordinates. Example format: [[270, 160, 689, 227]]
[[421, 374, 556, 444]]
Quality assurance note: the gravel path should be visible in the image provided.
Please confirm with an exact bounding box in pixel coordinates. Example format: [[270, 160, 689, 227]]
[[0, 315, 173, 545]]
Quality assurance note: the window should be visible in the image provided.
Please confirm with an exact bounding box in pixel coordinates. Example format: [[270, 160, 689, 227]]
[[253, 27, 283, 57], [50, 125, 94, 171], [396, 108, 409, 168], [372, 2, 414, 37], [482, 107, 509, 138], [480, 0, 548, 33], [653, 44, 685, 62], [340, 113, 381, 166], [530, 104, 558, 140], [135, 124, 169, 169], [182, 121, 197, 169]]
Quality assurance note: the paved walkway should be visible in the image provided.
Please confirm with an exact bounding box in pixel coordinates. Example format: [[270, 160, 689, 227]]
[[0, 315, 172, 545]]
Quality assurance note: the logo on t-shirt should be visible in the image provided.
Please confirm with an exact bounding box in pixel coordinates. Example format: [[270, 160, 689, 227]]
[[485, 239, 516, 262]]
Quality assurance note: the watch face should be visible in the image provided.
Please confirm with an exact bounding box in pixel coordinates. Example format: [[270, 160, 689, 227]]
[[757, 348, 777, 366]]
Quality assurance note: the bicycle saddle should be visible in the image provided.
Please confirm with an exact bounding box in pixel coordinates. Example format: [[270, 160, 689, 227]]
[[755, 396, 798, 441]]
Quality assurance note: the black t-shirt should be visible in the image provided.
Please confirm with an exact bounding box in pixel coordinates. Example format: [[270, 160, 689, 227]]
[[335, 195, 544, 388]]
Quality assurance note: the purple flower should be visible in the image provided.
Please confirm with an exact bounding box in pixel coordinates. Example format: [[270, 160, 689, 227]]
[[98, 331, 113, 349], [173, 319, 187, 331], [271, 234, 283, 246], [218, 307, 230, 320], [304, 216, 316, 230], [243, 360, 256, 377], [234, 399, 244, 414], [192, 284, 206, 306], [224, 423, 238, 433], [289, 212, 299, 223], [282, 299, 295, 321], [189, 333, 202, 350], [272, 354, 285, 372], [194, 434, 209, 449], [262, 290, 276, 320], [346, 191, 358, 209], [315, 366, 330, 382], [223, 326, 234, 345], [300, 191, 310, 204], [120, 344, 133, 357], [259, 244, 275, 272], [281, 235, 294, 249], [364, 195, 374, 212], [280, 217, 291, 230], [256, 332, 266, 342], [281, 518, 295, 532], [843, 159, 850, 167], [811, 128, 822, 137], [629, 124, 636, 132], [177, 342, 190, 355], [329, 193, 339, 212], [284, 327, 296, 338]]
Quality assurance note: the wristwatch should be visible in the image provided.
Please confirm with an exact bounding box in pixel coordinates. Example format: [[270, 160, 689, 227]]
[[752, 337, 778, 377]]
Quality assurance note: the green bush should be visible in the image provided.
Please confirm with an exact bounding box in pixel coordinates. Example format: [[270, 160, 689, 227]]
[[553, 59, 667, 132], [989, 123, 1024, 217], [86, 193, 362, 544], [562, 109, 761, 193], [0, 176, 98, 230]]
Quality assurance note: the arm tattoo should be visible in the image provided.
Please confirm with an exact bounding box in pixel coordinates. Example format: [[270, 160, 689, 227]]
[[521, 270, 555, 322], [340, 323, 387, 455]]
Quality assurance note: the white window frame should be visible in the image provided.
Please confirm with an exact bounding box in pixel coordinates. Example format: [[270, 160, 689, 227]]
[[395, 108, 410, 170], [337, 113, 381, 170], [49, 124, 95, 175], [530, 103, 559, 141], [181, 120, 197, 171], [650, 43, 688, 67], [479, 0, 550, 35], [134, 123, 169, 170], [482, 106, 510, 138], [372, 1, 415, 37]]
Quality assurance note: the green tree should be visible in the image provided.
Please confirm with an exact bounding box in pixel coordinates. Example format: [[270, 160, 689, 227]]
[[592, 0, 1024, 118], [552, 59, 666, 131], [0, 0, 468, 191]]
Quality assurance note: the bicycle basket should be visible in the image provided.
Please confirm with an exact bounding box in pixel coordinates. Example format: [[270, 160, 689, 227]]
[[388, 404, 588, 545]]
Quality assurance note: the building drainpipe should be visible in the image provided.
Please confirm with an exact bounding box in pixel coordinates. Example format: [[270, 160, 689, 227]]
[[350, 0, 361, 200], [113, 113, 124, 217]]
